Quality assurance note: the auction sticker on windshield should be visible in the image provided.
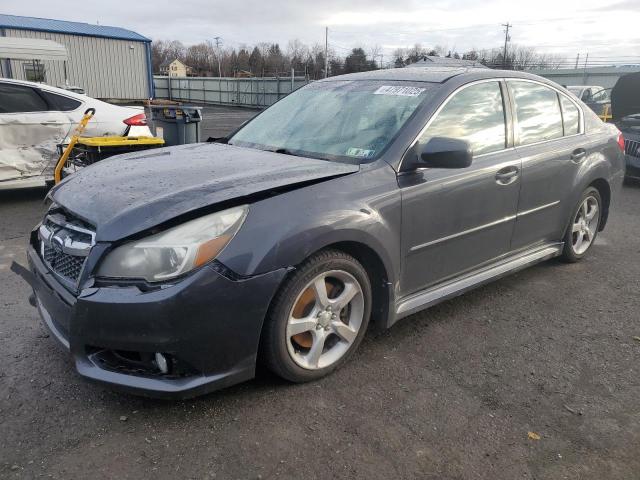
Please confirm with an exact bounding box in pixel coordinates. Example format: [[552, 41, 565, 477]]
[[346, 147, 376, 158], [374, 85, 425, 97]]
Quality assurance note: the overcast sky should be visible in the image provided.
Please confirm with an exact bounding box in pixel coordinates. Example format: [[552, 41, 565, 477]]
[[5, 0, 640, 63]]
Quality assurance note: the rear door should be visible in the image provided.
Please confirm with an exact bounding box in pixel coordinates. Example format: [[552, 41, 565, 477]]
[[508, 80, 587, 249], [0, 83, 71, 184], [399, 80, 521, 295]]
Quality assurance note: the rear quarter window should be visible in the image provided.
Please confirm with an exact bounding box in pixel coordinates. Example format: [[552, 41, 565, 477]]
[[560, 95, 581, 135]]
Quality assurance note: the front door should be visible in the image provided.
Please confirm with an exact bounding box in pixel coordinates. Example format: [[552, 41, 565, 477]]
[[399, 80, 521, 296]]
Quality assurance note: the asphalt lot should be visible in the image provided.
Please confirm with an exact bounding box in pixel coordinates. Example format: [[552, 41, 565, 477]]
[[1, 106, 640, 479], [199, 105, 259, 139]]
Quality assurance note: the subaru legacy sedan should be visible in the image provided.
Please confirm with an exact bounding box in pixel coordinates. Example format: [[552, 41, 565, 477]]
[[16, 67, 625, 398]]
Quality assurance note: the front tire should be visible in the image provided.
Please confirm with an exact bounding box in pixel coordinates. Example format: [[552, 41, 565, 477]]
[[261, 250, 372, 383], [561, 187, 602, 262]]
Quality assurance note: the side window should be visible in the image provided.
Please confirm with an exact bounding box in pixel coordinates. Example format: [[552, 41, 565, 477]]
[[0, 83, 48, 113], [509, 81, 563, 146], [40, 91, 82, 111], [560, 95, 580, 136], [419, 81, 506, 156]]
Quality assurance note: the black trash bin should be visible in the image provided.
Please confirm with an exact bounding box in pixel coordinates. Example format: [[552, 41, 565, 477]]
[[146, 105, 203, 146]]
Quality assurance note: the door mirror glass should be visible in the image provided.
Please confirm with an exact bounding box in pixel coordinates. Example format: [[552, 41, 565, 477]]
[[419, 137, 473, 169]]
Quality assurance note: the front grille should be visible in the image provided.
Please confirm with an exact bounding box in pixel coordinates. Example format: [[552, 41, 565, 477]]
[[43, 244, 86, 282], [625, 139, 640, 158], [38, 211, 95, 287]]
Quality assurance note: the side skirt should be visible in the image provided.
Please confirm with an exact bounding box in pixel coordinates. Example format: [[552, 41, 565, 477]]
[[393, 243, 563, 323]]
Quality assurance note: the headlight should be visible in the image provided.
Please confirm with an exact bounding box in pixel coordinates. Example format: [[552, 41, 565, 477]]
[[96, 205, 248, 282]]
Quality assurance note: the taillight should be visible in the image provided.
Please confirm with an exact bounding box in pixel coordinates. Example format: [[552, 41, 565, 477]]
[[618, 132, 625, 152], [123, 113, 147, 126]]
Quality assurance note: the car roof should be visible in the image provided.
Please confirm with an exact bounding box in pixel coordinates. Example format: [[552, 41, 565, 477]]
[[0, 77, 86, 99], [567, 85, 602, 90], [318, 67, 557, 85]]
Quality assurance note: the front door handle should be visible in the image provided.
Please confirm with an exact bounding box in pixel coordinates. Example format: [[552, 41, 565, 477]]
[[495, 166, 519, 185], [571, 148, 587, 162]]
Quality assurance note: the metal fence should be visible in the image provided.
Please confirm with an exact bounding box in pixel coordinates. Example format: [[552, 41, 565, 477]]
[[153, 76, 310, 108], [528, 66, 640, 89]]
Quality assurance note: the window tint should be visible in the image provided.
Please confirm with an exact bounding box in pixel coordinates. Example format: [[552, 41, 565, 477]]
[[419, 81, 506, 156], [40, 91, 82, 111], [560, 95, 580, 135], [0, 83, 48, 113], [510, 81, 563, 145]]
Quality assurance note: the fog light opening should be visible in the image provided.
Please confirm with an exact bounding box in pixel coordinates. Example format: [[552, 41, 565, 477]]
[[154, 352, 169, 374]]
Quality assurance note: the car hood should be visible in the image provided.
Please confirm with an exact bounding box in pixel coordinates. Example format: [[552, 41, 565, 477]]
[[611, 72, 640, 122], [51, 143, 359, 241]]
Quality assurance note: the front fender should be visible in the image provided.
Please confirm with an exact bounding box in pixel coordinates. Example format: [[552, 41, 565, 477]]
[[217, 163, 402, 286]]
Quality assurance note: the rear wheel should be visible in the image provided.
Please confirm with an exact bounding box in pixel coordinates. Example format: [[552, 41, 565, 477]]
[[561, 187, 602, 262], [261, 250, 371, 382]]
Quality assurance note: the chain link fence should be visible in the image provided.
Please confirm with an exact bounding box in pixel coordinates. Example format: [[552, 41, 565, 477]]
[[153, 76, 310, 108]]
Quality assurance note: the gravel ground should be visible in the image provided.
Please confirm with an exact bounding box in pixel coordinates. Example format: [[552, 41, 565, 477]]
[[1, 109, 639, 479]]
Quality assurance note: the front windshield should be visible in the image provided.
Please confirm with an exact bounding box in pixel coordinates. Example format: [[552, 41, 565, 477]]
[[229, 80, 433, 162]]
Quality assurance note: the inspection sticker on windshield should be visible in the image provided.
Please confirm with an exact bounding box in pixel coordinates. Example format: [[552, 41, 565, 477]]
[[374, 85, 425, 97], [346, 147, 375, 158]]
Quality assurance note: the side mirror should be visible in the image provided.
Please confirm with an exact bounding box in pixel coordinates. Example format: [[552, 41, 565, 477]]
[[418, 137, 473, 169]]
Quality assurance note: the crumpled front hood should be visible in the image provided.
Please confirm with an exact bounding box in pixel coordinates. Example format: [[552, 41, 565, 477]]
[[51, 143, 359, 241]]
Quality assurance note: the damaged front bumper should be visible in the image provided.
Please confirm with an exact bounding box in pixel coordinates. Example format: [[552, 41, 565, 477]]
[[16, 244, 287, 399]]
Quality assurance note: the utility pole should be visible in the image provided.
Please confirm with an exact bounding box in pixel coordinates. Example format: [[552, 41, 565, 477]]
[[582, 52, 589, 83], [502, 22, 512, 69], [324, 27, 329, 78], [213, 36, 223, 77], [574, 53, 580, 69]]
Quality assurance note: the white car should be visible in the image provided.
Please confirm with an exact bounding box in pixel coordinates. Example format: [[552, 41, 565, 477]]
[[566, 85, 606, 102], [0, 78, 152, 189]]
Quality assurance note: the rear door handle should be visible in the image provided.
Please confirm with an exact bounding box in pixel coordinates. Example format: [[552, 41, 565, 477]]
[[495, 166, 519, 185], [571, 148, 587, 162]]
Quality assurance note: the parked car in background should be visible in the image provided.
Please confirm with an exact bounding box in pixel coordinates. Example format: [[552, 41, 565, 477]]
[[611, 72, 640, 180], [0, 78, 151, 190], [58, 85, 86, 95], [567, 85, 607, 102], [582, 88, 612, 119], [19, 67, 625, 398]]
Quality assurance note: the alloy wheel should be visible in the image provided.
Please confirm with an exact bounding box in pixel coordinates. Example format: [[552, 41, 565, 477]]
[[571, 195, 599, 255], [286, 270, 365, 370]]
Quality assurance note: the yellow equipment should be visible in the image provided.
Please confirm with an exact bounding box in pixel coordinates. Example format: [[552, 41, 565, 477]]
[[599, 104, 613, 123], [54, 107, 95, 184], [54, 110, 165, 185]]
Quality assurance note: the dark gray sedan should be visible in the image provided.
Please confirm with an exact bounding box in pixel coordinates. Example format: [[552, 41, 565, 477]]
[[17, 67, 625, 398]]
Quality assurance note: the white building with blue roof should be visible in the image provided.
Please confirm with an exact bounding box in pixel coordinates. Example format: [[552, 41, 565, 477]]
[[0, 14, 153, 100]]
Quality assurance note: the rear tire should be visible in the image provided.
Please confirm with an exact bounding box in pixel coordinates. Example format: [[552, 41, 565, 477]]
[[561, 187, 602, 262], [260, 250, 372, 383]]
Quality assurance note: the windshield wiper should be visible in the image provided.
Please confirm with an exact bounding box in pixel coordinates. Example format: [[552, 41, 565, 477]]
[[270, 148, 302, 157]]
